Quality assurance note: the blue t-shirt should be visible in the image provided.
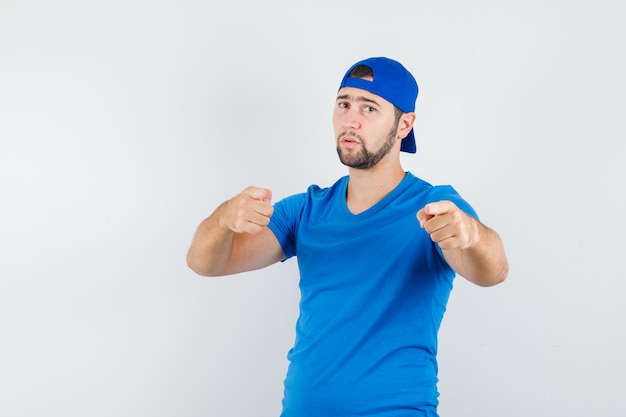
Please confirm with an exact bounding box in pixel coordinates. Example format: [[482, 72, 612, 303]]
[[268, 172, 477, 417]]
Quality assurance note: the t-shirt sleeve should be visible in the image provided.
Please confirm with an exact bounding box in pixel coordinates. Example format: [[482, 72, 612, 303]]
[[267, 193, 306, 260], [428, 185, 479, 220]]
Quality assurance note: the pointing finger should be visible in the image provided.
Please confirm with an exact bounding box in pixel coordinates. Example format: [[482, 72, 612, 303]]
[[416, 208, 430, 228], [258, 188, 272, 204], [249, 187, 273, 204], [424, 201, 452, 216]]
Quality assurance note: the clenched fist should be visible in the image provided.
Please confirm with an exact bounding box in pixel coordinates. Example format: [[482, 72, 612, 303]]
[[221, 186, 274, 234]]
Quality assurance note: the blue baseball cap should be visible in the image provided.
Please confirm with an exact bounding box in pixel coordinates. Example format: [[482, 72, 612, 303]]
[[338, 57, 419, 153]]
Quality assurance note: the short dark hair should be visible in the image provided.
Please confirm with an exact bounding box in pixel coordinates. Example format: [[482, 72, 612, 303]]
[[348, 65, 374, 79]]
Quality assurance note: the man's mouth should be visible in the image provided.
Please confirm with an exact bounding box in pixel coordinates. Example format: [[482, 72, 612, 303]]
[[340, 133, 361, 146]]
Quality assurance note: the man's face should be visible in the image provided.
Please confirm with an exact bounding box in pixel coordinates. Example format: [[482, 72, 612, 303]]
[[333, 86, 400, 169]]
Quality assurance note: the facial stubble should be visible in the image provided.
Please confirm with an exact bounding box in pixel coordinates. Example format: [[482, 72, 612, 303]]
[[336, 120, 400, 169]]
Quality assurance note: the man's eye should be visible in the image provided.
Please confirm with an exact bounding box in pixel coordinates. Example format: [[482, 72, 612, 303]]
[[338, 102, 348, 109], [364, 106, 376, 113]]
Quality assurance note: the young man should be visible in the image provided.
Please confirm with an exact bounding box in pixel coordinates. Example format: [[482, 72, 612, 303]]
[[187, 57, 508, 417]]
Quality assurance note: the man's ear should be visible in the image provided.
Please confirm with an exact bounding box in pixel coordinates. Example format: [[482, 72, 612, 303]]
[[398, 112, 416, 139]]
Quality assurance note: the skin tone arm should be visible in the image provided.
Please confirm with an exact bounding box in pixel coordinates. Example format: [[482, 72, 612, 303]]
[[186, 186, 285, 277], [417, 201, 508, 287]]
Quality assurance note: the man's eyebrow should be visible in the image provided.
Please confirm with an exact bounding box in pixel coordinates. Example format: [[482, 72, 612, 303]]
[[336, 94, 380, 106]]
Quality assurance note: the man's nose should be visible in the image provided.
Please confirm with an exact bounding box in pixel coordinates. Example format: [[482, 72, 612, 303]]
[[342, 108, 361, 130]]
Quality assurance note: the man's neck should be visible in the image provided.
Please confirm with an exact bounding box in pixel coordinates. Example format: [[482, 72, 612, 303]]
[[345, 159, 406, 214]]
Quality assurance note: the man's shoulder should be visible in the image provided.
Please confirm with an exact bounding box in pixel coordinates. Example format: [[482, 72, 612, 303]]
[[404, 171, 459, 197]]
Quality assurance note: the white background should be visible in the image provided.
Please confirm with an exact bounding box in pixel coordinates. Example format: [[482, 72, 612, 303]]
[[1, 1, 625, 416]]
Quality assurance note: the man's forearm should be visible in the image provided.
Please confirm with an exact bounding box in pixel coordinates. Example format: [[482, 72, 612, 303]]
[[186, 203, 235, 277], [444, 223, 508, 287]]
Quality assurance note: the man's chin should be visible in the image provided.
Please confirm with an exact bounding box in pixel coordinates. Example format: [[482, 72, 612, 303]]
[[337, 152, 371, 170], [337, 148, 359, 167]]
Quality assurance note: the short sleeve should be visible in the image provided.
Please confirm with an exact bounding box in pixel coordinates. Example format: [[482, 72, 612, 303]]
[[267, 193, 307, 260]]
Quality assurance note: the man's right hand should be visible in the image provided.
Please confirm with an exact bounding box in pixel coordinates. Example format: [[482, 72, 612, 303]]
[[220, 186, 274, 234], [187, 186, 282, 276]]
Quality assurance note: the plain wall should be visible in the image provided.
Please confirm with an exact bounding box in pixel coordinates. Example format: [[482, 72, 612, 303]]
[[1, 1, 625, 416]]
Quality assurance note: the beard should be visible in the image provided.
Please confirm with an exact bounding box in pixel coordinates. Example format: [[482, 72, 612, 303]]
[[336, 124, 398, 169]]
